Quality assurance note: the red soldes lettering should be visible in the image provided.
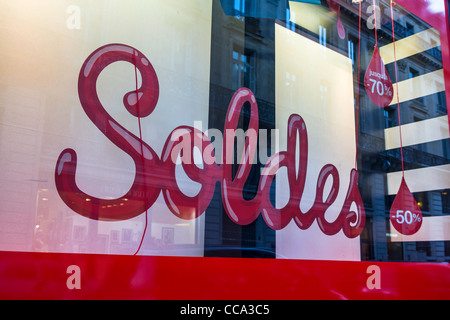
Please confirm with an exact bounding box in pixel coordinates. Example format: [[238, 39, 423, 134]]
[[55, 44, 365, 237]]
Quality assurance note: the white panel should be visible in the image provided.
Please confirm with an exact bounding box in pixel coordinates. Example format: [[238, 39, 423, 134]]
[[275, 24, 360, 261], [389, 69, 444, 106], [380, 28, 441, 65], [385, 116, 449, 150]]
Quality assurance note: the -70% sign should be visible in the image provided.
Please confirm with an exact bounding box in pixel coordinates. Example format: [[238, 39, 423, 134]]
[[364, 47, 394, 108], [368, 79, 393, 98]]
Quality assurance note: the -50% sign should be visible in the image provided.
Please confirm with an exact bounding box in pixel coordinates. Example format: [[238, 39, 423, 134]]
[[390, 178, 423, 235], [392, 210, 422, 225]]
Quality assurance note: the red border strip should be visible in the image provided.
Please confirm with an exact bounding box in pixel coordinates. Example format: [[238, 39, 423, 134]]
[[1, 251, 449, 300], [443, 0, 450, 131]]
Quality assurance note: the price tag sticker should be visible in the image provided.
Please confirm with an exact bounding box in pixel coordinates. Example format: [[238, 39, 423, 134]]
[[364, 46, 394, 108], [390, 178, 423, 235]]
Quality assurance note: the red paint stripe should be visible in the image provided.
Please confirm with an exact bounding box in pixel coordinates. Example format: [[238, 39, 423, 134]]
[[1, 251, 449, 300]]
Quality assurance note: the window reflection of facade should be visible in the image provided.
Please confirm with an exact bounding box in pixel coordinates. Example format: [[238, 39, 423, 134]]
[[202, 0, 450, 262], [335, 0, 449, 262]]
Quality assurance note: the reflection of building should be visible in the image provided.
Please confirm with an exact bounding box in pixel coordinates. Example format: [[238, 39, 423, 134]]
[[336, 0, 450, 262], [204, 0, 450, 262], [1, 0, 213, 257], [204, 0, 277, 257]]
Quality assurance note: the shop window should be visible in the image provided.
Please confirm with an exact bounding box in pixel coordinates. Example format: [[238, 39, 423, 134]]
[[414, 192, 430, 213], [73, 226, 86, 242], [406, 22, 415, 36], [416, 242, 432, 257], [121, 229, 133, 243], [437, 91, 447, 113], [348, 39, 355, 71], [408, 68, 424, 106], [409, 67, 419, 79], [413, 115, 424, 123], [445, 241, 450, 257], [384, 107, 396, 128], [286, 9, 295, 31], [360, 216, 374, 260], [443, 140, 450, 159], [1, 0, 449, 265], [361, 178, 373, 209]]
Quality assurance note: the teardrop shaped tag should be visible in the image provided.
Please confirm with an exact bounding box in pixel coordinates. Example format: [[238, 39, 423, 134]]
[[390, 177, 423, 236], [326, 0, 339, 12], [364, 46, 394, 108], [337, 7, 345, 39], [327, 0, 345, 40]]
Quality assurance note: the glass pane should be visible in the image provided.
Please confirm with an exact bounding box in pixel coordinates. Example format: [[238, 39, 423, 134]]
[[0, 0, 449, 263]]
